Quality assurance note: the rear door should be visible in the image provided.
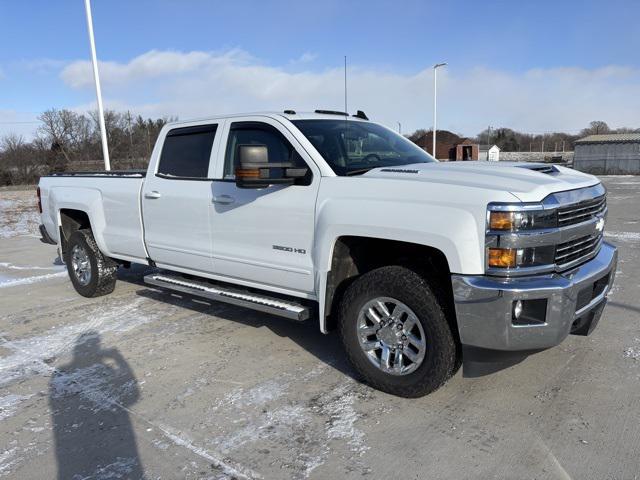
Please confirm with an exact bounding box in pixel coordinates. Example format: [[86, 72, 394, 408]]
[[142, 123, 222, 273], [209, 117, 320, 294]]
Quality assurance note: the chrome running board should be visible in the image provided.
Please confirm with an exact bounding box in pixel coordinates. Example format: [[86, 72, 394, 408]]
[[144, 273, 310, 321]]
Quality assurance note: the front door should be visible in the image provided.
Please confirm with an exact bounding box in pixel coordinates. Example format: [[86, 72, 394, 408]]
[[142, 123, 221, 273], [209, 118, 319, 294]]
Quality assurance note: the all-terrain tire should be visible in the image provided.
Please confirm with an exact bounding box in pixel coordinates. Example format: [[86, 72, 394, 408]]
[[338, 266, 457, 398], [64, 229, 118, 298]]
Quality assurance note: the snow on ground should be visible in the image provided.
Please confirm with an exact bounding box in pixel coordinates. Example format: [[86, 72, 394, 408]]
[[0, 297, 160, 388], [199, 363, 371, 477], [624, 339, 640, 360], [605, 231, 640, 243], [50, 363, 140, 413], [624, 347, 640, 360], [0, 447, 21, 477], [0, 271, 67, 289], [78, 458, 140, 480], [0, 393, 34, 421], [0, 191, 40, 239], [0, 262, 60, 271]]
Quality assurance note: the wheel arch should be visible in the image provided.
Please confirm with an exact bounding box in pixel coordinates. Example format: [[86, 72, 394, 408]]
[[59, 209, 92, 255], [321, 236, 458, 342]]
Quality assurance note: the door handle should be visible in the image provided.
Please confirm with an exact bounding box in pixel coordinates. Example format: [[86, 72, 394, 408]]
[[144, 191, 161, 199], [212, 195, 235, 205]]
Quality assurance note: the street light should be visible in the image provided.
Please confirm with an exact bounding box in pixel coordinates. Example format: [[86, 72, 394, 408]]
[[432, 62, 447, 160], [84, 0, 110, 170], [397, 122, 402, 135]]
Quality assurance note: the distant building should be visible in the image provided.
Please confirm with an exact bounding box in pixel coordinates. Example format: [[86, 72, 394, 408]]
[[479, 144, 500, 162], [413, 130, 479, 161], [574, 133, 640, 174]]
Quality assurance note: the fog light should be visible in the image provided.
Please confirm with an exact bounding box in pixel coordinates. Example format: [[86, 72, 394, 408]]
[[511, 298, 548, 326], [512, 300, 523, 320]]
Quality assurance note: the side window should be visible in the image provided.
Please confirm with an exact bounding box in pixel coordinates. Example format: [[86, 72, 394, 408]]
[[157, 124, 217, 178], [223, 123, 311, 184]]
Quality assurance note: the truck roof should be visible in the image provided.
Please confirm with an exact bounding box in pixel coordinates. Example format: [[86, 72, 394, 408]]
[[164, 110, 370, 128]]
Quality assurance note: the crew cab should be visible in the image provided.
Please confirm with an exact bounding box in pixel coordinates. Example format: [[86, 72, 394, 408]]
[[37, 110, 618, 397]]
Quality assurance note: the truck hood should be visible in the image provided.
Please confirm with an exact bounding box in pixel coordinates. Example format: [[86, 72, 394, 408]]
[[363, 161, 599, 202]]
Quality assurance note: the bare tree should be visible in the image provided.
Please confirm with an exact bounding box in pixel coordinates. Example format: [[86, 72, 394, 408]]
[[37, 109, 93, 163], [406, 128, 429, 143], [0, 134, 41, 184], [614, 127, 640, 134], [580, 121, 611, 137]]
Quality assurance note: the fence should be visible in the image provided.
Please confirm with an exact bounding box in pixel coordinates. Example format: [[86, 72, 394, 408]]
[[498, 151, 574, 164]]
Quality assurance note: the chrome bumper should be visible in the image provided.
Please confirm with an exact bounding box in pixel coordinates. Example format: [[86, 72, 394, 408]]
[[451, 242, 618, 351]]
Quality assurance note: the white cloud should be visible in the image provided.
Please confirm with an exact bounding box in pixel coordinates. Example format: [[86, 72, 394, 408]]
[[52, 49, 640, 136], [60, 49, 252, 88]]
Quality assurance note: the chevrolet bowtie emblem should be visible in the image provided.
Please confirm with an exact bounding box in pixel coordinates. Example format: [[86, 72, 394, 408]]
[[595, 216, 605, 233]]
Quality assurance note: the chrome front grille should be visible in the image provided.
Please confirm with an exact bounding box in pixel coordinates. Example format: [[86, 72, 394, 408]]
[[557, 195, 606, 227], [555, 233, 603, 268], [486, 183, 608, 277]]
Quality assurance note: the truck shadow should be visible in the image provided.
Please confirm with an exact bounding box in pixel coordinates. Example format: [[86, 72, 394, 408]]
[[609, 300, 640, 315], [135, 288, 355, 379], [116, 267, 357, 381]]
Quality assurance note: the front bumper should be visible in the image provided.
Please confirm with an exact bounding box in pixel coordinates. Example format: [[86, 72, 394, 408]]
[[451, 242, 618, 351]]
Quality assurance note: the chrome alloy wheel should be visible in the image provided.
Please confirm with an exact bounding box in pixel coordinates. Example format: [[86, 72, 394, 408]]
[[356, 297, 427, 375], [71, 244, 92, 286]]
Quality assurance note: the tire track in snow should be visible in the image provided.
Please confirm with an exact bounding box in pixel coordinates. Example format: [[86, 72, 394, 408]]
[[0, 271, 68, 289]]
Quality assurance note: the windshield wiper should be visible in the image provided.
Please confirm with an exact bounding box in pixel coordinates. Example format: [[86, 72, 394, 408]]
[[345, 167, 375, 176]]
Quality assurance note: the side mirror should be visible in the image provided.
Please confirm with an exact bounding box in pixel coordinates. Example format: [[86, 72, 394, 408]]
[[238, 144, 269, 166], [235, 144, 309, 188]]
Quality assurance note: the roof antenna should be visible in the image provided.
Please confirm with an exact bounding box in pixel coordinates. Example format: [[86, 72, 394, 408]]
[[344, 55, 348, 115]]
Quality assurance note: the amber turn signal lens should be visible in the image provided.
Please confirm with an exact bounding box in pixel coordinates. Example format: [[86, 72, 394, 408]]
[[489, 211, 515, 230], [488, 248, 517, 268], [235, 168, 261, 178]]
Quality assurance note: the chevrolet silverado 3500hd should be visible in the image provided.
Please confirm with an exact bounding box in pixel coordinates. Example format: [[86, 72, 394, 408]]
[[38, 110, 617, 397]]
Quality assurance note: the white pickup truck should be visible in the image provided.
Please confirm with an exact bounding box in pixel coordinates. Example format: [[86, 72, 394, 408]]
[[38, 110, 617, 397]]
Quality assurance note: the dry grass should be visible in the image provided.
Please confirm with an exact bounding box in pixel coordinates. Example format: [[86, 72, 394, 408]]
[[0, 190, 40, 238]]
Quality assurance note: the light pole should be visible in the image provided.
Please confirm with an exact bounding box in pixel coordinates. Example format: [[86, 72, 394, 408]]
[[397, 122, 402, 134], [432, 62, 447, 159], [84, 0, 110, 170]]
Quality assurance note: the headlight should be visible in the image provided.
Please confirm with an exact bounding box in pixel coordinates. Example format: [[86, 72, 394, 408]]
[[488, 209, 557, 231], [487, 203, 558, 271]]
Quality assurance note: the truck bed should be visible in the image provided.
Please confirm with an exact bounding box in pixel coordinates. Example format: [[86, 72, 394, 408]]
[[39, 172, 148, 262], [44, 170, 147, 178]]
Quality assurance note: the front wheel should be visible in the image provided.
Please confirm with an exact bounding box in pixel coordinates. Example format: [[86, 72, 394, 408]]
[[338, 266, 457, 397], [64, 229, 118, 298]]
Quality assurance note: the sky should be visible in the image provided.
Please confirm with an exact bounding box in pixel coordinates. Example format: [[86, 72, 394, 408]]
[[1, 0, 639, 139]]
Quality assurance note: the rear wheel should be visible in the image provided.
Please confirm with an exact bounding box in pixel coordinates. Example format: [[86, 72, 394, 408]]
[[338, 266, 457, 397], [65, 229, 117, 297]]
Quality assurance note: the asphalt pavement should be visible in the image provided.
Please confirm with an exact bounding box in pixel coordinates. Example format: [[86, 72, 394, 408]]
[[0, 176, 639, 479]]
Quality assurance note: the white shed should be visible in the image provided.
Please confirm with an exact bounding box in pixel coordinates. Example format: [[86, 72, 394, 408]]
[[479, 144, 500, 162]]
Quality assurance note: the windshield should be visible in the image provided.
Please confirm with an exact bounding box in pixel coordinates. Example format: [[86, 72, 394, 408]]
[[291, 119, 436, 176]]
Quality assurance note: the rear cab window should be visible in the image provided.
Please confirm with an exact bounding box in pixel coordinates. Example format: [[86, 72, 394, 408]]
[[157, 124, 217, 179]]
